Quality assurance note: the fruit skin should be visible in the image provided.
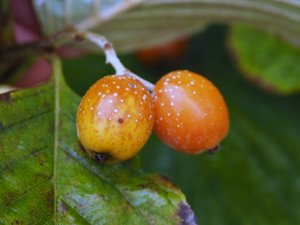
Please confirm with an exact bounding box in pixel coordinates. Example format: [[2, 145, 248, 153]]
[[76, 75, 154, 163], [153, 70, 229, 154]]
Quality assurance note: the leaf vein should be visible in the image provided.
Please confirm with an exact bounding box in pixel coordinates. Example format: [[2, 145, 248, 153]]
[[59, 145, 151, 225], [0, 145, 49, 173]]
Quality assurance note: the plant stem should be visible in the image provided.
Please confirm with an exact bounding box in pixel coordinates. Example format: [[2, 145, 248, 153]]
[[82, 32, 154, 92]]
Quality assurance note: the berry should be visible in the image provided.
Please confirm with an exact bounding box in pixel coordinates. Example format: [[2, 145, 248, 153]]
[[153, 70, 229, 154], [136, 37, 188, 68], [76, 75, 154, 163]]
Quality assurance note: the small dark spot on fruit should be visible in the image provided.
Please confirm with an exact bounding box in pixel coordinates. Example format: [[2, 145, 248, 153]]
[[207, 145, 219, 155], [118, 118, 124, 124]]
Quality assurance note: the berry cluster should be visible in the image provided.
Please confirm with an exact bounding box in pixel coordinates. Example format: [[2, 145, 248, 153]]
[[76, 70, 229, 163]]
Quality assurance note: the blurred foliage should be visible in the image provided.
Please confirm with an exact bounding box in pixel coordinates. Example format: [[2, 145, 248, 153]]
[[0, 0, 14, 49], [229, 24, 300, 94], [33, 0, 300, 52], [64, 25, 300, 224]]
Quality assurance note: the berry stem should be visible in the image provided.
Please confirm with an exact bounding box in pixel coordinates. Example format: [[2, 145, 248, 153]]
[[82, 32, 154, 92]]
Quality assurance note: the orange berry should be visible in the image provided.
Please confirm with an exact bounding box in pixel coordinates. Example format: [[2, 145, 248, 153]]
[[76, 75, 154, 163], [153, 70, 229, 154]]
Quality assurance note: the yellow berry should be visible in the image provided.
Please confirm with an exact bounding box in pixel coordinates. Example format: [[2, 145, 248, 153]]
[[76, 75, 154, 163]]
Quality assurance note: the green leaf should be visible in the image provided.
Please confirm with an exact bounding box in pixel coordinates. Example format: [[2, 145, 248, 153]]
[[229, 24, 300, 94], [33, 0, 300, 52], [0, 57, 196, 224]]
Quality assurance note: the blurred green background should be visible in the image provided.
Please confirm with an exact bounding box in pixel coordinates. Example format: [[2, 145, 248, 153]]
[[63, 25, 300, 224]]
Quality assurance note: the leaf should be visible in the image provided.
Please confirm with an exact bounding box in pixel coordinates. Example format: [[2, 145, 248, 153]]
[[0, 57, 197, 224], [136, 26, 300, 224], [229, 24, 300, 94], [33, 0, 300, 52]]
